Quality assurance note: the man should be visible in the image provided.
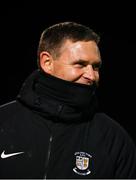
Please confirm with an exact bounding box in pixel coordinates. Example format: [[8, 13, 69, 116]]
[[0, 22, 136, 179]]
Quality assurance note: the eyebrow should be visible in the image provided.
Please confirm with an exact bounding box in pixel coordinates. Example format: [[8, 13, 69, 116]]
[[73, 59, 88, 65], [74, 59, 102, 67]]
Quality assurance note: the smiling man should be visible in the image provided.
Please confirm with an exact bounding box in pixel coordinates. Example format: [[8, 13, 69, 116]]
[[40, 40, 101, 85], [0, 22, 136, 179]]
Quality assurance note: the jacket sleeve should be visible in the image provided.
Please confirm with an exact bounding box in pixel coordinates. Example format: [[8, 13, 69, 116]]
[[114, 132, 136, 178]]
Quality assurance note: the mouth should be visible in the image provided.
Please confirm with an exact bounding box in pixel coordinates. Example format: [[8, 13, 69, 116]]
[[75, 79, 94, 86], [80, 77, 94, 85]]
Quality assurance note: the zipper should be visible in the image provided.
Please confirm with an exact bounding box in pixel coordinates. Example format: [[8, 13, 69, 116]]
[[43, 135, 53, 179]]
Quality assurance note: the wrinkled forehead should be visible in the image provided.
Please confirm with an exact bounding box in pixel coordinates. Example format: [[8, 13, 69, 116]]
[[60, 40, 101, 60]]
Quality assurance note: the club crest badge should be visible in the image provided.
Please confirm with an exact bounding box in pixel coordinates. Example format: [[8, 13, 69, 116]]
[[73, 151, 92, 176]]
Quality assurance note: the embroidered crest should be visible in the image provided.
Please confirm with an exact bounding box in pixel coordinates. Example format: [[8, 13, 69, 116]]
[[73, 151, 92, 176]]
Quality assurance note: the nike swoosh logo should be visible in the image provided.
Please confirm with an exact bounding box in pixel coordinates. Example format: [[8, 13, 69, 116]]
[[1, 150, 24, 159]]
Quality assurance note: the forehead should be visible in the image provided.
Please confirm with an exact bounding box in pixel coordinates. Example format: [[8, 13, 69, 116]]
[[60, 40, 100, 60]]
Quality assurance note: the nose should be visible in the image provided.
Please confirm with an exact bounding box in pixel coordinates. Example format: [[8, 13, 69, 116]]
[[83, 65, 95, 82]]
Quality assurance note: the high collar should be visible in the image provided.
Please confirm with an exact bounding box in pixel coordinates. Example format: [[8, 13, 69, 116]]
[[17, 70, 98, 123]]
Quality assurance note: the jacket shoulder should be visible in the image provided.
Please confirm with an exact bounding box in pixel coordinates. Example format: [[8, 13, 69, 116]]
[[92, 112, 136, 178], [93, 112, 135, 145], [0, 100, 17, 113], [0, 100, 25, 125], [93, 113, 130, 135]]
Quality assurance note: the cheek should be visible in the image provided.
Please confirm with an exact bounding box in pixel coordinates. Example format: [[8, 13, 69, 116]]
[[58, 67, 83, 81], [53, 62, 84, 81], [67, 68, 83, 80]]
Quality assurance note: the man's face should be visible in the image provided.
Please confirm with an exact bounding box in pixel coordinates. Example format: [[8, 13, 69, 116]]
[[51, 40, 101, 85]]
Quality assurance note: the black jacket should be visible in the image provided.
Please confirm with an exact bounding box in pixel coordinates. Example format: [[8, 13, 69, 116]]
[[0, 70, 136, 179]]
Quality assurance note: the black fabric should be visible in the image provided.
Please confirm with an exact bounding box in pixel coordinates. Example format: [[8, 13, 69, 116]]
[[0, 70, 136, 179], [17, 70, 98, 123]]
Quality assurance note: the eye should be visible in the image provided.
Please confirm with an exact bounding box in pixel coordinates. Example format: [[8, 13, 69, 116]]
[[74, 62, 86, 68], [92, 63, 102, 71]]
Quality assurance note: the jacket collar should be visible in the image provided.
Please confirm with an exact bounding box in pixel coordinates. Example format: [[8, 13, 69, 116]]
[[17, 69, 98, 123]]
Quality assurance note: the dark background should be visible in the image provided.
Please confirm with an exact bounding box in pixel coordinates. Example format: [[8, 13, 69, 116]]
[[0, 3, 135, 144]]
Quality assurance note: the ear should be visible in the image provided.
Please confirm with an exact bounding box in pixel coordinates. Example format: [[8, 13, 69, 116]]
[[39, 51, 53, 74]]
